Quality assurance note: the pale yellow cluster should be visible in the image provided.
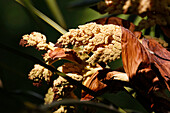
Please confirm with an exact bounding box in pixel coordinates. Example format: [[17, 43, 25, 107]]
[[53, 106, 67, 113], [22, 32, 56, 50], [45, 81, 76, 113], [86, 44, 121, 64], [22, 32, 47, 50], [28, 64, 53, 82], [57, 23, 122, 64], [105, 0, 113, 5], [57, 23, 101, 47], [44, 87, 54, 104], [123, 0, 151, 14], [44, 63, 83, 110], [44, 86, 75, 113], [53, 105, 75, 113], [22, 24, 124, 113], [53, 76, 68, 87], [43, 50, 52, 62]]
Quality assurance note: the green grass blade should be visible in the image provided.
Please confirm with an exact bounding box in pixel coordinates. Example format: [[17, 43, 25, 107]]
[[40, 99, 120, 113], [45, 0, 67, 29], [16, 0, 67, 35], [102, 91, 148, 113], [69, 0, 101, 8]]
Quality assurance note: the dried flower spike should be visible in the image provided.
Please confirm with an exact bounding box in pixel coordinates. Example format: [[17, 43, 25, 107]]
[[44, 87, 54, 104], [20, 32, 56, 50], [57, 23, 122, 64], [28, 64, 53, 83]]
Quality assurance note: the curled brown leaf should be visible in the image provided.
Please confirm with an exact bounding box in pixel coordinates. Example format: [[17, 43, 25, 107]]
[[81, 69, 127, 101], [121, 26, 170, 111], [142, 38, 170, 89], [19, 39, 28, 47], [48, 48, 86, 65]]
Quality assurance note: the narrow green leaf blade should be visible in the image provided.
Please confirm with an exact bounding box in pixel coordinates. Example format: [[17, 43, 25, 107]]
[[102, 91, 148, 113], [16, 0, 67, 34]]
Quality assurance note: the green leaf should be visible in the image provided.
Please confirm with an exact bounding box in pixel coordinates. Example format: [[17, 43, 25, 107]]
[[102, 91, 148, 113], [40, 99, 120, 113], [52, 59, 72, 68], [45, 0, 67, 29], [16, 0, 67, 35], [68, 0, 101, 8], [107, 57, 123, 70]]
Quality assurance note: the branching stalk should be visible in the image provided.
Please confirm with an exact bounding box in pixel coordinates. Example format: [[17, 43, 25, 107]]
[[16, 0, 67, 35]]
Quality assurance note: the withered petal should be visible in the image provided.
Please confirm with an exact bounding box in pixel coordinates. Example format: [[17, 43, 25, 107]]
[[49, 48, 86, 65], [121, 27, 151, 79], [142, 38, 170, 89], [49, 48, 66, 59], [19, 39, 28, 47]]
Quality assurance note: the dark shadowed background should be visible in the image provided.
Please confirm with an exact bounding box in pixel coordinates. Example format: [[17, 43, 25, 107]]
[[0, 0, 104, 112]]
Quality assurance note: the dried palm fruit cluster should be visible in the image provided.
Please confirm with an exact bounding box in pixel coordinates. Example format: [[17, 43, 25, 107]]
[[44, 78, 76, 113], [20, 32, 83, 112], [19, 20, 170, 112], [57, 23, 122, 64], [28, 64, 53, 85], [21, 32, 55, 50], [44, 63, 104, 113], [20, 22, 126, 112], [95, 0, 170, 30], [20, 32, 56, 85], [43, 62, 88, 112], [44, 85, 76, 113]]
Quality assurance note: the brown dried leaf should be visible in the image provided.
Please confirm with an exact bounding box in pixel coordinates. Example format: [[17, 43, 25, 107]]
[[121, 26, 170, 111], [61, 63, 84, 74], [49, 48, 86, 65], [121, 26, 170, 90], [19, 39, 28, 47], [83, 70, 108, 92], [49, 48, 67, 58], [144, 35, 168, 47], [121, 27, 151, 79], [142, 38, 170, 88], [81, 70, 126, 101]]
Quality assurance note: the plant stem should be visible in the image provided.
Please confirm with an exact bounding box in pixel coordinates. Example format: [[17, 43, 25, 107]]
[[45, 0, 67, 29], [16, 0, 67, 35]]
